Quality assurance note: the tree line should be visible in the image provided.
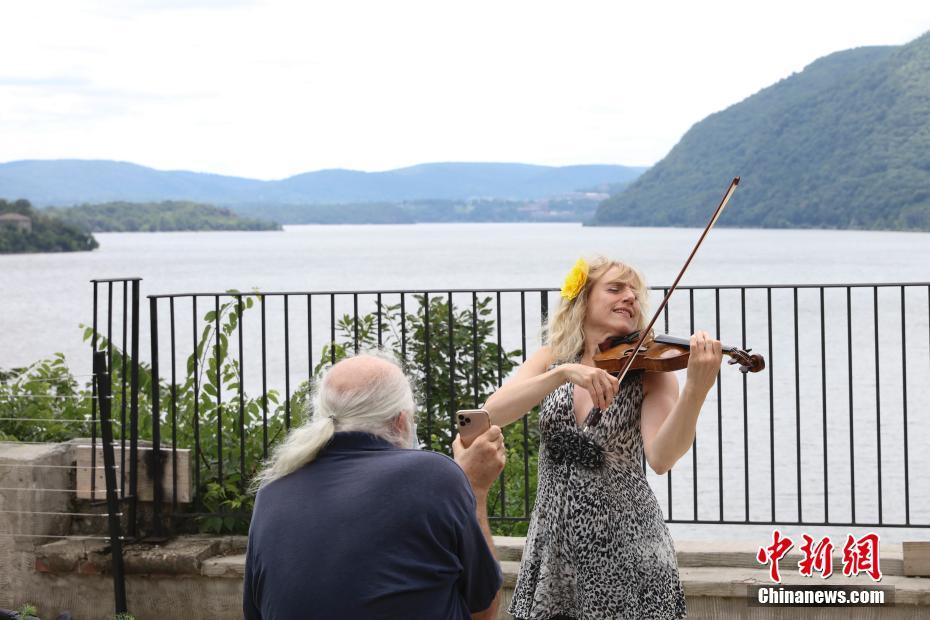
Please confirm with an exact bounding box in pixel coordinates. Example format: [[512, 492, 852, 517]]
[[45, 201, 281, 232], [0, 198, 98, 253]]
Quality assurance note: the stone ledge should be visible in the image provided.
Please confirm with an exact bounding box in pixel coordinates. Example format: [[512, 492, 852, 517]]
[[493, 536, 524, 562], [34, 535, 247, 576], [500, 561, 521, 589], [34, 538, 109, 575], [31, 535, 930, 606], [202, 553, 247, 578]]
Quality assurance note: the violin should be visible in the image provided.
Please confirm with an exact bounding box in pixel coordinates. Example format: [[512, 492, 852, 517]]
[[593, 331, 765, 376], [583, 177, 761, 430]]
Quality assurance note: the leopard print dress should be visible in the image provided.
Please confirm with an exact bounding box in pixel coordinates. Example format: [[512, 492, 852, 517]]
[[508, 368, 687, 620]]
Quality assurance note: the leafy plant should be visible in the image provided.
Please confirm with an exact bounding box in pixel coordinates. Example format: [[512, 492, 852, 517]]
[[15, 603, 37, 620], [0, 354, 92, 442]]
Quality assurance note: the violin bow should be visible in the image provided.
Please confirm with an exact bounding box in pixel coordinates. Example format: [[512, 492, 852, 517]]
[[584, 176, 741, 430]]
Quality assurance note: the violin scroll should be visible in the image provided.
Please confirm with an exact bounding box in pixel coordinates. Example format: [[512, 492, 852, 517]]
[[727, 348, 765, 374]]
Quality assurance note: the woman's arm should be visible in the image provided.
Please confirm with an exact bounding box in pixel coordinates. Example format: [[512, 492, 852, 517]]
[[484, 346, 621, 428], [640, 331, 722, 475], [483, 347, 562, 428]]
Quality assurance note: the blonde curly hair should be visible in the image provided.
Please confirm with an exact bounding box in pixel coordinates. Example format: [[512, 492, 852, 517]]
[[546, 256, 649, 363]]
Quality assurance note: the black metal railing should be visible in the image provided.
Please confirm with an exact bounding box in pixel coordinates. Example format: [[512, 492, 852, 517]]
[[90, 277, 141, 538], [128, 282, 930, 535], [649, 283, 928, 529]]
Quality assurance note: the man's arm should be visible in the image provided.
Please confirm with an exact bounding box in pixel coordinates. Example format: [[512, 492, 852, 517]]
[[243, 540, 262, 620], [470, 488, 501, 620], [452, 427, 507, 620]]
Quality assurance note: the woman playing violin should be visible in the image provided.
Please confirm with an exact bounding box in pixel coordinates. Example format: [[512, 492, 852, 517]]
[[484, 255, 723, 620]]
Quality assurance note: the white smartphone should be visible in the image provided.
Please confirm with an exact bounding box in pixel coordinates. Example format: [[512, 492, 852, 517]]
[[456, 409, 491, 448]]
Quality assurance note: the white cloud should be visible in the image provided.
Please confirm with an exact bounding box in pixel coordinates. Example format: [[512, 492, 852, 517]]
[[2, 0, 929, 179]]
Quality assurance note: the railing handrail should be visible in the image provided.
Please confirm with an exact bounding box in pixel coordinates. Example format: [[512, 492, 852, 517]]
[[145, 281, 930, 299], [90, 277, 143, 283]]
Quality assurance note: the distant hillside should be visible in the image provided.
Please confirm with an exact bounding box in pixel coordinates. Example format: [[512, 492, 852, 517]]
[[46, 201, 281, 232], [0, 160, 646, 207], [592, 32, 930, 231], [0, 199, 97, 254], [231, 195, 610, 224]]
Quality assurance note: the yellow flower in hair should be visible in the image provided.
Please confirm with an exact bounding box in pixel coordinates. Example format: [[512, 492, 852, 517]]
[[560, 258, 589, 300]]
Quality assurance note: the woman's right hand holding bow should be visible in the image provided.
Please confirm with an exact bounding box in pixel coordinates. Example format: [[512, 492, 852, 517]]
[[560, 363, 619, 411]]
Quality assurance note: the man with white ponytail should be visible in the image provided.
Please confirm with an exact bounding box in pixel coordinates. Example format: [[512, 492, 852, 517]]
[[243, 353, 506, 620]]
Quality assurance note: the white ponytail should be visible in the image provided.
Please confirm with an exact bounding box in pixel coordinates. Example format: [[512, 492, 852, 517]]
[[250, 416, 335, 492], [251, 350, 416, 491]]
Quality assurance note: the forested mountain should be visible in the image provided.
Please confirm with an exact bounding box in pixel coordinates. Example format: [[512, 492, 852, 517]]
[[0, 161, 645, 206], [592, 32, 930, 231]]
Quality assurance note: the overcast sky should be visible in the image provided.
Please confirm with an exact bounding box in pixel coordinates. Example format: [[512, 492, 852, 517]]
[[2, 0, 929, 179]]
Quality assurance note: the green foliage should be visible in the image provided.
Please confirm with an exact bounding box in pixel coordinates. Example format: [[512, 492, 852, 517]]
[[592, 33, 930, 231], [0, 198, 98, 253], [0, 354, 92, 442], [44, 200, 281, 232], [315, 294, 538, 535], [199, 480, 253, 534], [15, 603, 38, 619]]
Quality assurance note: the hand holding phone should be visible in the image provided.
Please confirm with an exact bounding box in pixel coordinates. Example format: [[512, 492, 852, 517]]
[[456, 409, 491, 448], [452, 409, 505, 495]]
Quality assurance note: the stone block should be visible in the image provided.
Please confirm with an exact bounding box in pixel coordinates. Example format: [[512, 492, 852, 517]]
[[74, 443, 192, 503], [904, 541, 930, 577]]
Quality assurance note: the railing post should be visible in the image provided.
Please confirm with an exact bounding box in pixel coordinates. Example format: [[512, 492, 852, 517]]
[[95, 350, 127, 614], [128, 279, 140, 538], [91, 282, 99, 501], [149, 296, 165, 538]]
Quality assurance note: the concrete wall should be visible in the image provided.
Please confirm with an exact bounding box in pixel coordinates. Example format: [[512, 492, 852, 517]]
[[1, 443, 74, 614]]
